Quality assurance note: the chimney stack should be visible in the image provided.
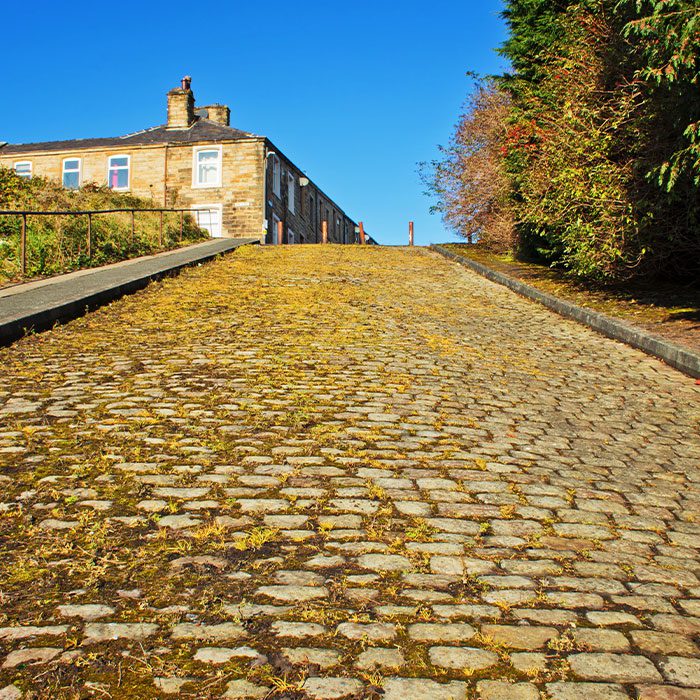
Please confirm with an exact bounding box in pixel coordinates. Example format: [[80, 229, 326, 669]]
[[167, 76, 195, 129], [202, 104, 230, 126]]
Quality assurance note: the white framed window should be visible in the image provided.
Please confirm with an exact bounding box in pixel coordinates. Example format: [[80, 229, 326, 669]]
[[288, 228, 295, 244], [62, 158, 81, 189], [14, 161, 32, 178], [272, 156, 281, 197], [287, 172, 295, 213], [107, 154, 130, 190], [191, 204, 223, 238], [193, 146, 222, 188]]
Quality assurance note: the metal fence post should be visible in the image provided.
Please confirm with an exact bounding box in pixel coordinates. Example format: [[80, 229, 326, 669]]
[[322, 220, 328, 244], [179, 210, 184, 242], [20, 214, 27, 276], [87, 213, 92, 259], [159, 210, 164, 247], [130, 210, 135, 244], [409, 221, 414, 246]]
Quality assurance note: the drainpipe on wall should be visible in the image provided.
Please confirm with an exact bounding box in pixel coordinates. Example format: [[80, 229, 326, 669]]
[[261, 147, 277, 245]]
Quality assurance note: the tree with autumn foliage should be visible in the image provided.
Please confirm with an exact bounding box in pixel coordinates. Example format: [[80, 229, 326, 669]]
[[421, 79, 514, 251]]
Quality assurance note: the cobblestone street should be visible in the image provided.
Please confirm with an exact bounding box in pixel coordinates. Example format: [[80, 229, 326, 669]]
[[0, 245, 698, 699]]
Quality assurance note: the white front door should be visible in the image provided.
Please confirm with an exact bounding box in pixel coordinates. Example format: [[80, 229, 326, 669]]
[[193, 205, 222, 238]]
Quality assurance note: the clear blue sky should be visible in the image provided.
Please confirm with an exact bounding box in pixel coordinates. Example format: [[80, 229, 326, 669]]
[[4, 0, 508, 246]]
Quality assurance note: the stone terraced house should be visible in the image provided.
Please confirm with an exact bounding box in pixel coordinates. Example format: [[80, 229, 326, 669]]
[[0, 77, 363, 244]]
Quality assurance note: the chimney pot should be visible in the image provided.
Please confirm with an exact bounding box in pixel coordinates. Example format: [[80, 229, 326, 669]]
[[181, 75, 192, 90]]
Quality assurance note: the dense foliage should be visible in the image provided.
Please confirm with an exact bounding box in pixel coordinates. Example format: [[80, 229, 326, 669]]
[[426, 0, 700, 282], [0, 168, 206, 282]]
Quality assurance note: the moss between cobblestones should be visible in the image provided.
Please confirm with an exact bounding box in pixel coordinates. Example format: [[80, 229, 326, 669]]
[[441, 243, 700, 355], [0, 246, 698, 698]]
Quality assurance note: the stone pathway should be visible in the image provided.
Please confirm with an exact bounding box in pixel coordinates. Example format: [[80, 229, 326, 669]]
[[0, 245, 698, 699]]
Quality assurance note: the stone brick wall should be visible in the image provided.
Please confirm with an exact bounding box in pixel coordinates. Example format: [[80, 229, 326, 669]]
[[0, 147, 167, 202], [263, 143, 357, 245], [164, 139, 266, 239], [0, 139, 267, 239], [0, 137, 356, 243]]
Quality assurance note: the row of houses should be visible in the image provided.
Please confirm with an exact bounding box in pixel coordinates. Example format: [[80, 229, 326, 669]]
[[0, 77, 373, 245]]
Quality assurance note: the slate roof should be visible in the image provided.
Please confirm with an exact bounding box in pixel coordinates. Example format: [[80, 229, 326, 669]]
[[0, 118, 260, 155]]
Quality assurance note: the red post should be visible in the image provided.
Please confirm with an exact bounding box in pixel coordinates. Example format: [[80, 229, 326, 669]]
[[409, 221, 414, 246], [277, 220, 284, 245], [359, 221, 366, 245], [322, 220, 328, 244]]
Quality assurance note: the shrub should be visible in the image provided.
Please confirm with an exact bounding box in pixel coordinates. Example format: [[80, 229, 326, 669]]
[[0, 168, 206, 282]]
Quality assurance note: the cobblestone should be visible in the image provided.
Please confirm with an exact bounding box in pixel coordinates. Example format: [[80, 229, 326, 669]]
[[632, 631, 700, 656], [302, 677, 363, 699], [336, 622, 396, 641], [2, 647, 61, 668], [480, 624, 558, 650], [282, 647, 340, 668], [83, 622, 159, 643], [0, 245, 698, 697], [221, 679, 269, 699], [356, 647, 404, 669], [547, 682, 631, 699], [429, 645, 499, 670], [170, 623, 247, 641], [382, 677, 467, 700], [57, 604, 115, 621], [476, 680, 540, 700], [410, 623, 477, 643], [569, 653, 662, 683], [659, 657, 700, 687], [636, 688, 700, 700]]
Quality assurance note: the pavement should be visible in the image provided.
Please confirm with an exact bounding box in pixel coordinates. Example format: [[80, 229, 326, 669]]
[[0, 245, 698, 699], [0, 237, 256, 345]]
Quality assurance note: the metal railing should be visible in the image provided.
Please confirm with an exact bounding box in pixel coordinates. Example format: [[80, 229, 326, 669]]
[[0, 207, 217, 276]]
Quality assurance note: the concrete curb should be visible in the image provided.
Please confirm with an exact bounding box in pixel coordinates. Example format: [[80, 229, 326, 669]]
[[431, 244, 700, 379], [0, 238, 257, 346]]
